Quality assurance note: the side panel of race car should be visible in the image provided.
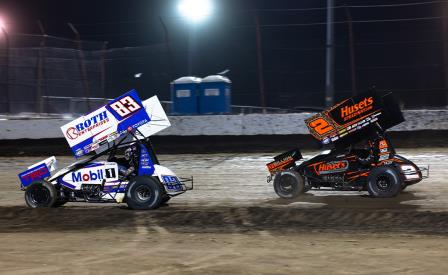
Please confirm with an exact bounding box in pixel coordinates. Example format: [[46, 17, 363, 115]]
[[137, 143, 155, 176], [296, 139, 422, 188], [55, 162, 128, 202], [299, 152, 368, 187]]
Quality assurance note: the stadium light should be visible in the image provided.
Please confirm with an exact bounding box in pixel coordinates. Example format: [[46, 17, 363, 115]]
[[0, 18, 5, 31], [177, 0, 213, 23]]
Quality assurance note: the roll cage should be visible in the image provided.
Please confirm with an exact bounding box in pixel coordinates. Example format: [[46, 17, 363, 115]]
[[49, 129, 158, 183]]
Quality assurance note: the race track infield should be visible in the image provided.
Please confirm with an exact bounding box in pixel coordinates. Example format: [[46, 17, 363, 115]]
[[0, 148, 447, 274]]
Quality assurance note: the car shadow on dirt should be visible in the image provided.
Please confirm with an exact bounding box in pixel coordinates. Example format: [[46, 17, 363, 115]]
[[266, 190, 424, 210]]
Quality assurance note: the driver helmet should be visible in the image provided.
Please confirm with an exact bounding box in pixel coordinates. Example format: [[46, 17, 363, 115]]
[[124, 145, 138, 160]]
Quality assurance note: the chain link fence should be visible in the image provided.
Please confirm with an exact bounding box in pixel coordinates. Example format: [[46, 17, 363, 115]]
[[1, 26, 448, 116]]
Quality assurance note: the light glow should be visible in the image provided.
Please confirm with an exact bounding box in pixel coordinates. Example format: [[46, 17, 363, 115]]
[[178, 0, 213, 23]]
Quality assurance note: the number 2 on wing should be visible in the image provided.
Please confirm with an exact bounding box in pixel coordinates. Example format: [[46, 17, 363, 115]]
[[309, 118, 334, 135], [110, 96, 141, 117]]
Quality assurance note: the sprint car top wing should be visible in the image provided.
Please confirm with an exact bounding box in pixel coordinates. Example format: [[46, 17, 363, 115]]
[[305, 91, 404, 146], [93, 95, 171, 155], [60, 90, 151, 157], [136, 95, 171, 138]]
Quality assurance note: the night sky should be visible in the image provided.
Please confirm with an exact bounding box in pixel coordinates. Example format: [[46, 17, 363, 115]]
[[0, 0, 447, 108]]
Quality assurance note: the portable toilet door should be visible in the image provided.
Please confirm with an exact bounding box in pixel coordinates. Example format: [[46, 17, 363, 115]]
[[170, 76, 201, 115], [199, 75, 231, 114]]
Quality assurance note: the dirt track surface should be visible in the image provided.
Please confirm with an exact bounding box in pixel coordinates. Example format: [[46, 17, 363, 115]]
[[1, 148, 448, 274]]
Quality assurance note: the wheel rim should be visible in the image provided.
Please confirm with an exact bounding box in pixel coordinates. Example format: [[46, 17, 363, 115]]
[[375, 174, 392, 192], [278, 174, 296, 194], [28, 184, 51, 206], [135, 185, 152, 202]]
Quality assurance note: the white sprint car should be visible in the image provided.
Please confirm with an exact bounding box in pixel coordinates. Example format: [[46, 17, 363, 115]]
[[18, 90, 192, 209]]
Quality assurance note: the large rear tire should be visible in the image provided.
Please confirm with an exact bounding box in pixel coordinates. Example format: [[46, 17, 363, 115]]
[[25, 181, 57, 208], [126, 176, 163, 210], [273, 170, 304, 199], [367, 166, 402, 198]]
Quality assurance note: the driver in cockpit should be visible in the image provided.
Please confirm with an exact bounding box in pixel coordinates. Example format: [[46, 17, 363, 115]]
[[108, 145, 138, 177]]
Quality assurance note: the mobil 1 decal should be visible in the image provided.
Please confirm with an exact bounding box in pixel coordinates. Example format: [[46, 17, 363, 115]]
[[62, 163, 119, 185], [105, 90, 150, 134], [328, 92, 382, 126]]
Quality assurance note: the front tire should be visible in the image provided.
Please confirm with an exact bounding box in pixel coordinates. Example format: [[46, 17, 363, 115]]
[[367, 166, 402, 198], [126, 176, 163, 210], [25, 181, 57, 208], [273, 170, 304, 199]]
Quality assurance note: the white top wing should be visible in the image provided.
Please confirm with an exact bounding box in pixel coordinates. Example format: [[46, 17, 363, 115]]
[[136, 95, 171, 138]]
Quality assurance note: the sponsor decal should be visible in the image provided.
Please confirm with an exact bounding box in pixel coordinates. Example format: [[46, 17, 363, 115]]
[[267, 156, 294, 172], [307, 117, 335, 136], [61, 90, 151, 158], [315, 160, 349, 175], [305, 93, 385, 145], [66, 111, 109, 140], [18, 163, 51, 187], [138, 144, 155, 176], [71, 168, 115, 182], [340, 97, 374, 121], [75, 148, 84, 157], [162, 175, 182, 190], [109, 95, 142, 119], [107, 132, 118, 142]]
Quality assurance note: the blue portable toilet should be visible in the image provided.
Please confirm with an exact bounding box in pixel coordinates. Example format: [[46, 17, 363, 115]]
[[171, 76, 201, 115], [199, 75, 231, 114]]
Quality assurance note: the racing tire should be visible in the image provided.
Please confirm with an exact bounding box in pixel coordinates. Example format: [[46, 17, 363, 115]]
[[126, 176, 163, 210], [367, 166, 402, 198], [25, 180, 57, 208], [273, 170, 304, 199]]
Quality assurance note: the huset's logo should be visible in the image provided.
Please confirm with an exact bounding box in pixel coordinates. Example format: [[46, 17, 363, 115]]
[[316, 160, 348, 175], [65, 111, 109, 140], [340, 97, 374, 121]]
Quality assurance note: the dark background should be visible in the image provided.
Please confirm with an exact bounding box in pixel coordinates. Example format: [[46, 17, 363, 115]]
[[0, 0, 447, 110]]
